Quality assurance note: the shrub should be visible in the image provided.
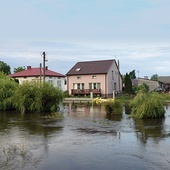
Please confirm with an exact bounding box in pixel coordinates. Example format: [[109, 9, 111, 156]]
[[130, 89, 165, 118], [12, 82, 41, 113], [0, 73, 18, 110], [39, 83, 63, 112], [12, 82, 63, 113], [104, 99, 123, 115]]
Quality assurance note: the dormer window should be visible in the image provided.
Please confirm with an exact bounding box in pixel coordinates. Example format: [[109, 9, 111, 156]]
[[76, 68, 81, 71]]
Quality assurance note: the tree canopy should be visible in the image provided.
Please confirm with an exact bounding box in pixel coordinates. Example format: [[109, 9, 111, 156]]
[[130, 87, 165, 118], [124, 73, 132, 94], [150, 74, 158, 81], [13, 66, 26, 73], [0, 61, 11, 75], [129, 70, 136, 79]]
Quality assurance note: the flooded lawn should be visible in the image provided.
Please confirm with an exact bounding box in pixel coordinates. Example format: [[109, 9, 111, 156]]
[[0, 103, 170, 170]]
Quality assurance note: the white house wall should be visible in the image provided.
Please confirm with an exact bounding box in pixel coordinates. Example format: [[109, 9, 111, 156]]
[[16, 76, 66, 91]]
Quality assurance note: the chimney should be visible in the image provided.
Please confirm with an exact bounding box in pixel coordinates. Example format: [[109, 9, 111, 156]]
[[117, 60, 120, 69], [45, 66, 48, 70], [27, 66, 31, 70]]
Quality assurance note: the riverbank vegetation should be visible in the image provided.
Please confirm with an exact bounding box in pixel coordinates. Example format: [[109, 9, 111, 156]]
[[0, 73, 63, 113], [93, 98, 123, 115], [0, 72, 18, 111], [130, 87, 165, 118]]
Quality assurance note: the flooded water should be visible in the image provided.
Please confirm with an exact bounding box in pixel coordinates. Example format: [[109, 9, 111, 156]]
[[0, 103, 170, 170]]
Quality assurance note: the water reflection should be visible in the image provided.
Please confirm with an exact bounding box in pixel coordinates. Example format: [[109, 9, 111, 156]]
[[0, 111, 64, 170], [105, 114, 122, 121], [133, 118, 166, 144], [0, 104, 170, 170]]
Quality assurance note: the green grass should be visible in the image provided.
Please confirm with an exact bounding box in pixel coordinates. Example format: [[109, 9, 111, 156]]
[[116, 94, 135, 103]]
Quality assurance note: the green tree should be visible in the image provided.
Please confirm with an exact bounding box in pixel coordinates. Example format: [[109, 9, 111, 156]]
[[0, 73, 18, 110], [12, 82, 63, 113], [150, 74, 158, 81], [0, 61, 11, 75], [129, 70, 136, 79], [130, 89, 165, 118], [124, 73, 132, 94], [13, 66, 26, 73]]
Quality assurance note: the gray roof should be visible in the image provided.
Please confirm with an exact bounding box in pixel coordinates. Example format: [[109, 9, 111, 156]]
[[158, 76, 170, 84], [66, 59, 116, 76]]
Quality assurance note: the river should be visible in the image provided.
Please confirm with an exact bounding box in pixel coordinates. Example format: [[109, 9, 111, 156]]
[[0, 103, 170, 170]]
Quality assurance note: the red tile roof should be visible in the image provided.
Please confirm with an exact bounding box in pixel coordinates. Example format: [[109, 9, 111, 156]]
[[66, 59, 116, 76], [9, 66, 65, 78]]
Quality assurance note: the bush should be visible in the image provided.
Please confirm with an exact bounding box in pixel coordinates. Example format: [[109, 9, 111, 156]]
[[12, 82, 63, 113], [40, 83, 63, 112], [130, 89, 165, 118], [0, 73, 18, 110], [104, 99, 123, 115]]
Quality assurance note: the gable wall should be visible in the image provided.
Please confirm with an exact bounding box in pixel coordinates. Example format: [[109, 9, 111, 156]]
[[107, 62, 122, 95]]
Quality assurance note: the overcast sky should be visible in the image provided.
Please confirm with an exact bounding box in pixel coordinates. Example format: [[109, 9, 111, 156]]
[[1, 0, 170, 78]]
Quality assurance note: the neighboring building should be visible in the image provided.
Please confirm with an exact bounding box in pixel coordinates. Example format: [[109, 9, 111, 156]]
[[132, 77, 159, 91], [66, 59, 122, 98], [9, 66, 66, 91], [158, 76, 170, 92]]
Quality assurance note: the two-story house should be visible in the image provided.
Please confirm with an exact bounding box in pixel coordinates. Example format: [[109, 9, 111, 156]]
[[9, 66, 66, 91], [66, 59, 122, 98]]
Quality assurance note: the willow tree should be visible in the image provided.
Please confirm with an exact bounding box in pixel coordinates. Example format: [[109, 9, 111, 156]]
[[0, 72, 18, 110], [12, 82, 63, 113], [130, 87, 165, 118]]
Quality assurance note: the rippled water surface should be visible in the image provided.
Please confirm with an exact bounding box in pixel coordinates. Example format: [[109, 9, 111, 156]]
[[0, 103, 170, 170]]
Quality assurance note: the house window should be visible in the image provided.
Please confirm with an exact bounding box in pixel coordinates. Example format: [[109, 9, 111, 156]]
[[73, 83, 84, 89], [76, 68, 81, 71], [48, 80, 53, 85], [77, 76, 81, 79], [57, 80, 61, 87], [77, 83, 80, 89], [112, 71, 114, 80], [114, 82, 117, 90], [93, 83, 96, 89], [92, 75, 97, 79], [89, 83, 101, 89]]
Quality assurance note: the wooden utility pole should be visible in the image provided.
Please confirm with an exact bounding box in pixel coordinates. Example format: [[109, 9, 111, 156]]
[[42, 51, 47, 82], [40, 63, 42, 86]]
